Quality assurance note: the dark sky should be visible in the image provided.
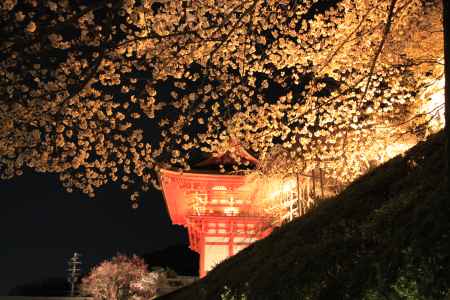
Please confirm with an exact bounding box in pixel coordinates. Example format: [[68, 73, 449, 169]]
[[0, 171, 188, 295]]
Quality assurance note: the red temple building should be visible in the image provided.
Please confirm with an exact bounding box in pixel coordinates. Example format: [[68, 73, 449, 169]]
[[158, 143, 338, 277], [158, 147, 274, 277]]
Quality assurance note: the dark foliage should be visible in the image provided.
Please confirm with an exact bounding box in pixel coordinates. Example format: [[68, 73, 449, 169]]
[[8, 277, 70, 296], [142, 245, 199, 276]]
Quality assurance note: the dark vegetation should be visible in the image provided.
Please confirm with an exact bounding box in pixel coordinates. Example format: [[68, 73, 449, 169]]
[[159, 131, 449, 300], [8, 277, 69, 296], [142, 244, 199, 276]]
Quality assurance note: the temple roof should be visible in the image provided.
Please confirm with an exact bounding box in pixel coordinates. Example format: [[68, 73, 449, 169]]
[[193, 140, 259, 169], [158, 168, 252, 225], [157, 140, 259, 224]]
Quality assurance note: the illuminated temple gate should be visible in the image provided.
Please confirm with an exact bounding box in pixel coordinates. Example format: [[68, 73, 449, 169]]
[[158, 147, 339, 277], [158, 168, 273, 277]]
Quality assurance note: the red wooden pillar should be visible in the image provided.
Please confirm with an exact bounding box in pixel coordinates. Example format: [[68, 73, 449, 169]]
[[199, 233, 205, 278]]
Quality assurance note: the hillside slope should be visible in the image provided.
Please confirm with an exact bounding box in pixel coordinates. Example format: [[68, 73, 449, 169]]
[[159, 131, 449, 300]]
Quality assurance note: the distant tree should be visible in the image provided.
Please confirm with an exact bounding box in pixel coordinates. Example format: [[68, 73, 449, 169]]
[[79, 254, 164, 300], [141, 245, 199, 276]]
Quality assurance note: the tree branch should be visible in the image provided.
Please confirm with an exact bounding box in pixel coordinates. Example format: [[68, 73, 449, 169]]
[[360, 0, 399, 102]]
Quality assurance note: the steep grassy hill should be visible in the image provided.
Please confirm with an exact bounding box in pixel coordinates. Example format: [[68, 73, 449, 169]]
[[159, 131, 449, 300]]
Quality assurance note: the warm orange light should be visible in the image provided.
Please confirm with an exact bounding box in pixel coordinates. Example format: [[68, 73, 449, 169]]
[[421, 73, 445, 131]]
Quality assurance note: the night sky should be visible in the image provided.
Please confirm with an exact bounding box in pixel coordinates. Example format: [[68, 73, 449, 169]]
[[0, 171, 188, 295]]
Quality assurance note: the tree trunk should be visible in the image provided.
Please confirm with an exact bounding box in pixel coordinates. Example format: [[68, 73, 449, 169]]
[[311, 169, 316, 198], [444, 0, 449, 192], [296, 173, 302, 216], [319, 168, 325, 198]]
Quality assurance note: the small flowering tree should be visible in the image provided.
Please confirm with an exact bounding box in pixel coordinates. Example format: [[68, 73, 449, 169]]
[[79, 254, 165, 300]]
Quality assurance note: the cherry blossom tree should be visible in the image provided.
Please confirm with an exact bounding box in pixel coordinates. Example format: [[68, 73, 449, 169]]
[[79, 254, 164, 300], [0, 0, 444, 204]]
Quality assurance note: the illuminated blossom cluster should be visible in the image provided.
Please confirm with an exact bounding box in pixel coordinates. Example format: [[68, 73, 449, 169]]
[[0, 0, 444, 204], [79, 254, 165, 300]]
